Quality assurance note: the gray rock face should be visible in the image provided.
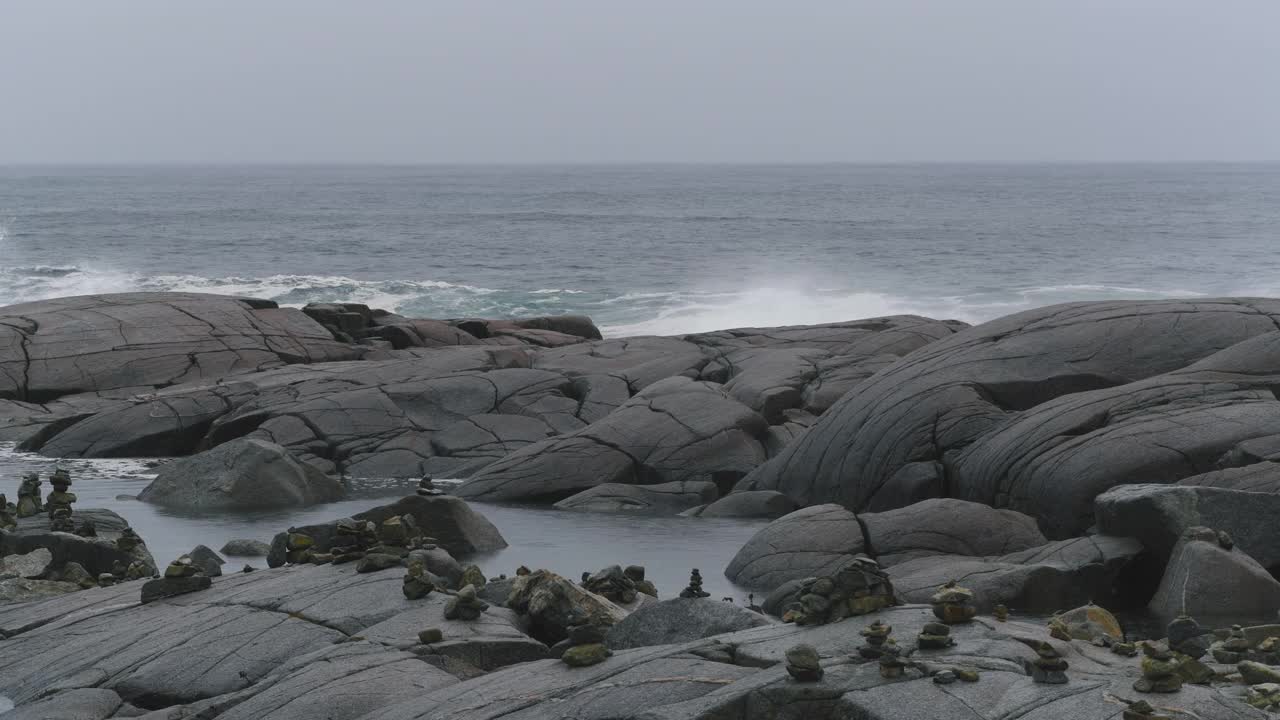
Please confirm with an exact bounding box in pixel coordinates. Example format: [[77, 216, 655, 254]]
[[504, 569, 627, 644], [1149, 526, 1280, 627], [188, 545, 226, 577], [606, 597, 772, 649], [740, 299, 1280, 516], [724, 504, 866, 590], [139, 439, 345, 510], [725, 498, 1047, 591], [1097, 483, 1280, 570], [0, 547, 52, 579], [0, 577, 81, 605], [456, 377, 770, 502], [0, 688, 122, 720], [0, 292, 359, 403], [553, 481, 719, 514], [888, 535, 1147, 613], [685, 490, 799, 518]]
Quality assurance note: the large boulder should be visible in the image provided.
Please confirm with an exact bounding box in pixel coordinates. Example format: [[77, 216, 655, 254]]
[[860, 498, 1046, 566], [553, 481, 719, 514], [724, 504, 865, 590], [268, 494, 506, 566], [1149, 526, 1280, 627], [889, 535, 1148, 613], [0, 510, 156, 578], [0, 292, 359, 403], [739, 299, 1280, 515], [724, 499, 1047, 591], [456, 377, 770, 503], [1097, 483, 1280, 570], [606, 597, 772, 650], [950, 331, 1280, 537], [138, 438, 345, 510]]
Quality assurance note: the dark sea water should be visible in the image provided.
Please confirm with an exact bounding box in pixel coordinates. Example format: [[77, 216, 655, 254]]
[[3, 164, 1279, 334], [2, 163, 1279, 592]]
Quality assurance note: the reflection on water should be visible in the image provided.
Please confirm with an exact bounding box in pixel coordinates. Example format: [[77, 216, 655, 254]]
[[0, 444, 766, 601]]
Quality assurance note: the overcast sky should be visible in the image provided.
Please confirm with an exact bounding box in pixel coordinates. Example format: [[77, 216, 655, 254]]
[[2, 1, 1278, 164]]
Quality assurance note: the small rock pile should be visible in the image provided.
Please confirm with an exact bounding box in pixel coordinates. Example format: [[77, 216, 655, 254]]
[[1211, 625, 1252, 663], [443, 584, 489, 620], [679, 568, 710, 598], [1120, 699, 1172, 720], [416, 477, 444, 496], [560, 617, 613, 668], [879, 644, 906, 679], [141, 556, 212, 604], [402, 560, 436, 600], [625, 565, 658, 597], [15, 472, 42, 518], [1246, 683, 1280, 712], [1018, 639, 1068, 684], [45, 469, 76, 533], [858, 620, 892, 658], [1135, 642, 1182, 693], [782, 558, 897, 625], [930, 580, 977, 624], [785, 643, 823, 682], [917, 621, 956, 650]]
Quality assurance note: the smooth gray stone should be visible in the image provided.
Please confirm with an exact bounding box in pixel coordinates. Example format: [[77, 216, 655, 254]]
[[139, 439, 344, 510], [554, 481, 719, 515], [686, 490, 798, 518], [724, 504, 866, 591], [1149, 526, 1280, 627], [220, 538, 272, 557], [0, 688, 122, 720]]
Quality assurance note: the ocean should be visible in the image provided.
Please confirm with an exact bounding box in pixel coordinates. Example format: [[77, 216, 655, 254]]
[[3, 163, 1280, 596], [3, 163, 1279, 335]]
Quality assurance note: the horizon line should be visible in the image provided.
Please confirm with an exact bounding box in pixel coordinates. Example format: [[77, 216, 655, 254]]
[[4, 159, 1280, 168]]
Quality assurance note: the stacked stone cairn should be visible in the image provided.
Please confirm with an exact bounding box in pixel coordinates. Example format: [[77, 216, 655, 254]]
[[443, 584, 489, 620], [45, 468, 75, 525], [879, 643, 907, 679], [782, 557, 896, 625], [1211, 625, 1253, 664], [329, 518, 377, 564], [1018, 639, 1068, 684], [917, 621, 956, 650], [785, 643, 823, 682], [679, 568, 711, 599], [15, 472, 42, 518], [582, 565, 638, 604], [402, 560, 436, 600], [858, 620, 893, 659], [930, 580, 977, 624], [560, 613, 614, 668], [993, 604, 1009, 622], [141, 555, 212, 604], [416, 477, 444, 496], [459, 564, 487, 588], [1166, 614, 1210, 659], [1135, 642, 1182, 693], [1120, 699, 1173, 720]]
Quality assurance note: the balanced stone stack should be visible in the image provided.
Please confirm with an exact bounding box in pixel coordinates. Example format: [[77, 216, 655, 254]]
[[15, 472, 42, 518], [993, 604, 1009, 622], [45, 469, 75, 520], [330, 518, 378, 563], [141, 556, 212, 604], [879, 644, 907, 679], [917, 621, 956, 650], [785, 643, 823, 682], [560, 618, 613, 668], [1026, 641, 1069, 684], [679, 569, 711, 599], [116, 527, 143, 553], [582, 565, 638, 604], [417, 477, 444, 496], [783, 558, 896, 625], [931, 581, 977, 624], [402, 560, 436, 600], [858, 620, 892, 659], [1210, 625, 1255, 664], [443, 584, 489, 620], [1135, 642, 1182, 693], [1167, 614, 1211, 659], [459, 564, 487, 589]]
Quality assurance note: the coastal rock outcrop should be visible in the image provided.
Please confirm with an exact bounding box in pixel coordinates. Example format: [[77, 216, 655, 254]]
[[1147, 526, 1280, 627], [606, 597, 773, 649], [553, 480, 719, 514], [455, 377, 770, 502], [738, 299, 1280, 518], [138, 438, 345, 510]]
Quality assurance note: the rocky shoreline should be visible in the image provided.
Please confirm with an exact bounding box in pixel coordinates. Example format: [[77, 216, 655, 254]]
[[3, 291, 1280, 718]]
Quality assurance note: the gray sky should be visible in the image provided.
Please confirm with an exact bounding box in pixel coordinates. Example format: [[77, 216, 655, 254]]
[[2, 1, 1278, 164]]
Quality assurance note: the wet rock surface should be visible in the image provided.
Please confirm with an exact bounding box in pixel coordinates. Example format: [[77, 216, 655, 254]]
[[139, 438, 345, 510]]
